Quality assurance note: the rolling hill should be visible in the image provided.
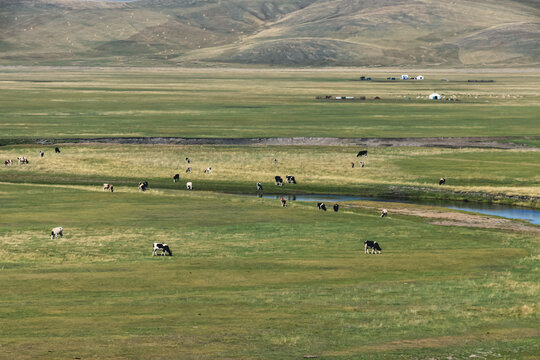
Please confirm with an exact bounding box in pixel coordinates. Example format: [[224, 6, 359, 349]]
[[0, 0, 538, 67]]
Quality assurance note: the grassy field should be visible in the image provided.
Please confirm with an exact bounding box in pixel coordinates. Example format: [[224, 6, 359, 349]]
[[1, 144, 538, 206], [0, 179, 538, 359], [0, 68, 539, 140]]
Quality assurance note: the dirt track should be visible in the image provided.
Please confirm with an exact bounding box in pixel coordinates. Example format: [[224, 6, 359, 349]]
[[27, 136, 538, 149]]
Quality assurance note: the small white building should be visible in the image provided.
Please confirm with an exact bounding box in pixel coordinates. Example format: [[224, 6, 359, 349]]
[[401, 74, 409, 80], [416, 75, 424, 80], [429, 93, 442, 100]]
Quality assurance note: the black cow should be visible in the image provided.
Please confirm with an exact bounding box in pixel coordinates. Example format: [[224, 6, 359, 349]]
[[317, 202, 327, 211], [152, 243, 172, 256], [333, 204, 339, 212], [173, 174, 180, 183], [286, 175, 296, 184], [138, 181, 149, 191], [439, 177, 446, 185], [357, 150, 368, 157], [364, 240, 382, 254], [55, 147, 60, 153], [257, 182, 263, 191], [275, 176, 283, 186]]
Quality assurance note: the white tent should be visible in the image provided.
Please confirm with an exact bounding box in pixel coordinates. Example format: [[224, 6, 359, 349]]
[[401, 74, 409, 80], [429, 93, 441, 100], [417, 75, 424, 80]]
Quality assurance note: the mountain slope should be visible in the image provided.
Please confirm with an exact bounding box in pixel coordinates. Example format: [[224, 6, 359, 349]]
[[0, 0, 538, 66]]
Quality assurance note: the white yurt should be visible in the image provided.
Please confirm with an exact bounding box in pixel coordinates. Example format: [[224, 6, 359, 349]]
[[417, 75, 424, 80], [429, 93, 442, 100], [401, 74, 409, 80]]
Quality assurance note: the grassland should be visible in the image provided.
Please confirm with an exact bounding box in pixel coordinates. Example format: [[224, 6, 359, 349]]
[[0, 68, 539, 141], [0, 177, 538, 359]]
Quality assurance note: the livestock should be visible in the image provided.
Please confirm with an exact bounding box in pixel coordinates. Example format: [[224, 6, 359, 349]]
[[381, 209, 388, 218], [357, 150, 368, 157], [173, 174, 180, 183], [286, 175, 296, 184], [186, 181, 193, 190], [257, 182, 263, 191], [51, 227, 63, 240], [274, 176, 283, 186], [439, 177, 446, 185], [364, 240, 382, 254], [281, 197, 287, 207], [360, 161, 365, 168], [17, 157, 29, 164], [4, 160, 12, 166], [333, 204, 339, 212], [55, 147, 60, 153], [39, 150, 44, 157], [274, 158, 278, 165], [152, 243, 172, 256], [185, 157, 191, 164], [317, 202, 327, 211], [138, 181, 148, 192], [103, 183, 114, 192], [351, 162, 355, 168], [186, 167, 192, 173], [204, 167, 212, 174]]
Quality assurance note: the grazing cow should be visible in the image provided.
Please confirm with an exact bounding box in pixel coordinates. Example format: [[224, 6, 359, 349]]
[[439, 177, 446, 185], [286, 175, 296, 184], [333, 204, 339, 212], [257, 182, 263, 191], [351, 162, 355, 168], [55, 147, 60, 153], [186, 167, 192, 173], [274, 176, 283, 186], [4, 160, 12, 166], [185, 157, 191, 164], [360, 161, 365, 168], [280, 197, 287, 207], [103, 183, 114, 192], [173, 174, 180, 183], [17, 157, 28, 164], [204, 167, 212, 174], [39, 150, 44, 157], [186, 181, 193, 190], [152, 243, 172, 256], [357, 150, 368, 157], [138, 181, 148, 192], [317, 202, 327, 211], [381, 209, 388, 218], [364, 240, 382, 254], [50, 227, 63, 240]]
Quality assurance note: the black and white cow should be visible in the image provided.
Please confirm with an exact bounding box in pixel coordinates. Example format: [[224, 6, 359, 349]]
[[317, 202, 327, 211], [17, 156, 29, 164], [360, 161, 365, 168], [103, 183, 114, 192], [204, 167, 212, 174], [257, 182, 263, 191], [275, 176, 283, 186], [333, 204, 339, 212], [364, 240, 382, 254], [40, 150, 44, 157], [380, 209, 388, 218], [138, 181, 148, 191], [186, 167, 192, 173], [152, 243, 172, 256], [357, 150, 368, 157], [55, 147, 61, 154], [185, 157, 191, 164], [173, 174, 180, 183], [439, 177, 446, 185], [286, 175, 296, 184], [51, 227, 63, 240]]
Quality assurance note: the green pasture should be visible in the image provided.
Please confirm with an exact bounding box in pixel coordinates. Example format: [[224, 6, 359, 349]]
[[0, 181, 538, 359], [0, 68, 539, 140], [1, 144, 538, 206]]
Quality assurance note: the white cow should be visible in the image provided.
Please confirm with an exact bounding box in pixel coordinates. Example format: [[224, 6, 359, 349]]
[[186, 182, 193, 190], [51, 227, 63, 239]]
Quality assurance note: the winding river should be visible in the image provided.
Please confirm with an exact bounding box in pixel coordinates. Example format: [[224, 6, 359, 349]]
[[255, 194, 540, 225]]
